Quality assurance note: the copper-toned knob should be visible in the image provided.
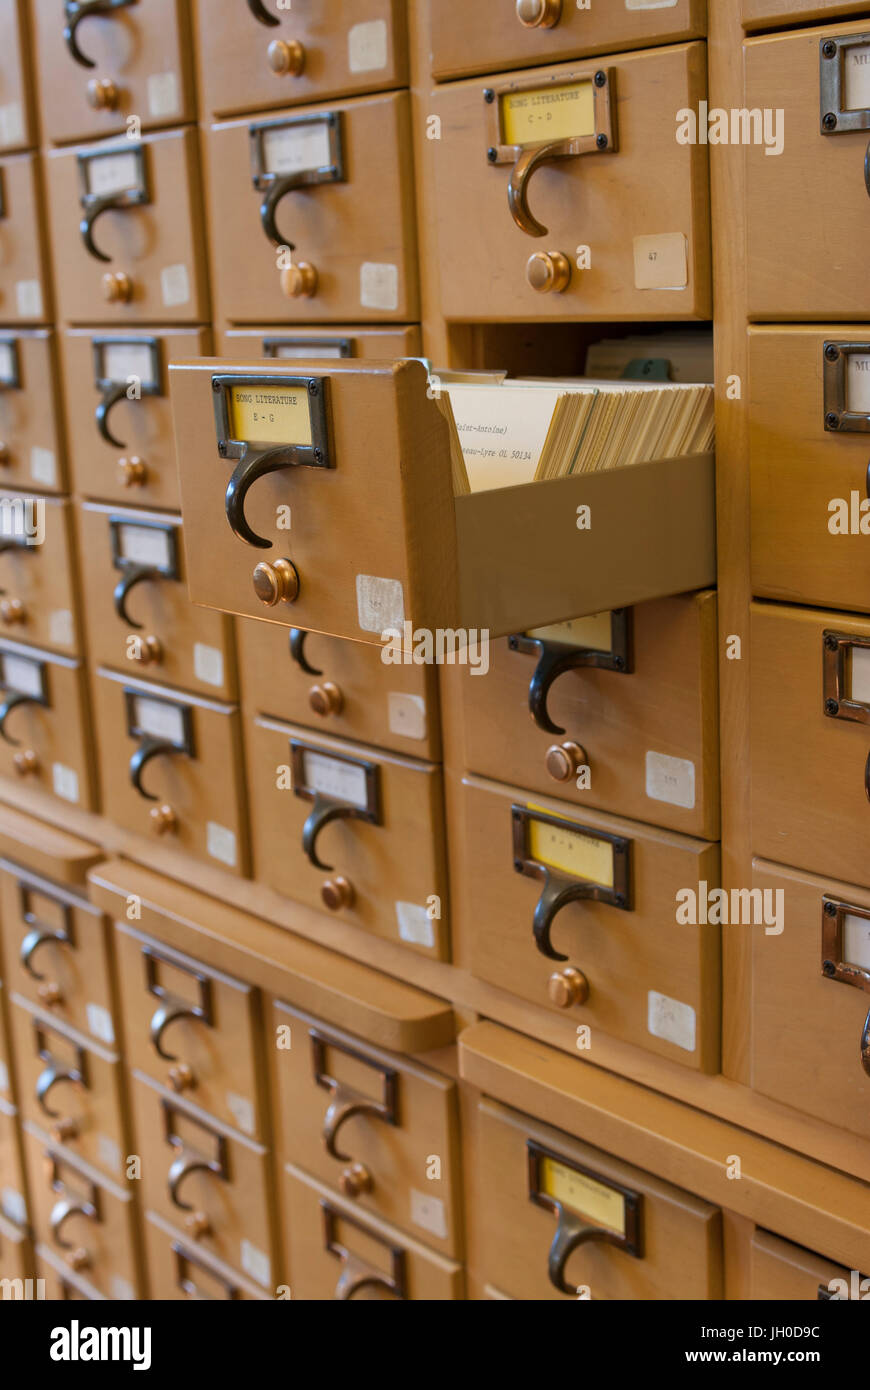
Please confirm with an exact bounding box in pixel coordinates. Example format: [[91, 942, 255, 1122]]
[[267, 38, 306, 76], [308, 681, 343, 717], [0, 442, 9, 464], [321, 876, 355, 912], [185, 1211, 211, 1240], [13, 749, 39, 776], [168, 1063, 195, 1094], [516, 0, 561, 26], [526, 251, 571, 294], [51, 1118, 79, 1144], [65, 1247, 91, 1272], [86, 77, 119, 110], [252, 558, 300, 607], [102, 271, 133, 304], [0, 598, 26, 625], [38, 981, 64, 1007], [545, 741, 587, 783], [280, 261, 318, 299], [149, 804, 177, 834], [548, 967, 590, 1009], [128, 634, 163, 666], [118, 456, 147, 487], [339, 1162, 373, 1199]]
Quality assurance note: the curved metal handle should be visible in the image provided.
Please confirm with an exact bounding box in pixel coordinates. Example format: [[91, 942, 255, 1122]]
[[129, 734, 182, 801], [520, 638, 585, 736], [64, 0, 137, 69], [36, 1062, 79, 1119], [865, 138, 870, 200], [865, 749, 870, 804], [149, 998, 201, 1062], [247, 0, 279, 25], [96, 381, 129, 448], [334, 1262, 396, 1302], [80, 194, 126, 263], [260, 172, 305, 250], [225, 447, 296, 549], [508, 142, 564, 238], [114, 562, 157, 629], [533, 868, 593, 962], [862, 1005, 870, 1078], [0, 691, 39, 747], [168, 1151, 220, 1213], [548, 1210, 617, 1296], [289, 629, 322, 677], [323, 1085, 387, 1162], [302, 793, 356, 872], [21, 926, 66, 981], [50, 1196, 95, 1248]]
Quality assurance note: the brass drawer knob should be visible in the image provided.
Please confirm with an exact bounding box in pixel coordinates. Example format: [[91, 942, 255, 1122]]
[[184, 1211, 211, 1241], [0, 442, 9, 463], [526, 251, 571, 294], [149, 804, 177, 834], [0, 598, 26, 626], [65, 1247, 91, 1272], [13, 749, 39, 776], [548, 967, 589, 1009], [86, 77, 119, 110], [339, 1162, 373, 1199], [321, 876, 355, 912], [309, 681, 343, 717], [128, 634, 163, 666], [102, 271, 133, 304], [51, 1118, 79, 1144], [280, 261, 318, 299], [267, 38, 306, 76], [516, 0, 561, 27], [253, 558, 300, 607], [545, 741, 587, 783], [38, 981, 64, 1006], [118, 456, 147, 487], [168, 1063, 195, 1093]]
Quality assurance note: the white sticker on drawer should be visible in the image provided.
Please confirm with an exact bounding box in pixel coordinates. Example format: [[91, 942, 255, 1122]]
[[194, 643, 225, 689], [103, 340, 157, 388], [396, 901, 435, 949], [645, 751, 695, 810], [4, 654, 42, 697], [850, 646, 870, 704], [1, 1186, 26, 1224], [161, 264, 190, 308], [387, 692, 427, 741], [16, 281, 42, 318], [147, 71, 180, 118], [845, 43, 870, 112], [360, 263, 399, 312], [303, 750, 369, 809], [135, 696, 186, 744], [87, 150, 139, 197], [240, 1239, 271, 1289], [50, 610, 74, 648], [52, 764, 80, 804], [110, 1275, 135, 1301], [118, 522, 173, 569], [263, 120, 332, 177], [648, 991, 696, 1052], [356, 575, 404, 634], [847, 355, 870, 416], [30, 448, 57, 487], [349, 20, 389, 73], [226, 1091, 255, 1136], [207, 822, 238, 868], [411, 1188, 447, 1241], [633, 234, 688, 291], [86, 1002, 115, 1046], [0, 102, 24, 147], [0, 1061, 8, 1093], [97, 1133, 121, 1175], [843, 912, 870, 971]]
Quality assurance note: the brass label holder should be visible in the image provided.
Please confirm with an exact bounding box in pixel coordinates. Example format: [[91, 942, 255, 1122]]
[[509, 608, 633, 735], [821, 895, 870, 1077]]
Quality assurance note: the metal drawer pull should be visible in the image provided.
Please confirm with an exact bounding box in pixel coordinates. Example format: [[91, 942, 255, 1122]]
[[289, 628, 321, 676], [19, 885, 74, 980], [311, 1029, 398, 1163], [149, 999, 202, 1061], [63, 0, 137, 68], [322, 1202, 405, 1301], [129, 735, 186, 801], [225, 447, 299, 549], [114, 563, 158, 628], [145, 947, 213, 1062], [509, 611, 631, 736], [167, 1150, 224, 1212], [172, 1242, 240, 1300], [36, 1061, 84, 1119], [246, 0, 279, 25], [164, 1102, 229, 1213], [0, 692, 41, 745], [96, 380, 129, 447], [302, 794, 359, 873], [547, 1215, 622, 1296], [50, 1196, 96, 1248]]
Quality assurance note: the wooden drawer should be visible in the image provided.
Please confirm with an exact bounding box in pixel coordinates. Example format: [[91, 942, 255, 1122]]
[[248, 716, 449, 959], [745, 21, 870, 320], [750, 601, 870, 887], [36, 1242, 105, 1300], [218, 325, 422, 361], [0, 1210, 31, 1289], [61, 328, 211, 510], [115, 924, 267, 1143], [197, 0, 408, 118], [32, 0, 194, 146], [131, 1071, 278, 1292], [0, 864, 115, 1049], [431, 0, 706, 81], [0, 494, 80, 654], [743, 1, 869, 29], [8, 1000, 125, 1183], [459, 594, 719, 840], [750, 858, 870, 1138], [205, 92, 419, 324], [22, 1123, 140, 1299], [0, 1095, 26, 1227], [272, 1001, 460, 1255], [0, 332, 66, 495], [78, 502, 238, 702], [0, 981, 12, 1102], [0, 153, 52, 323], [0, 1, 36, 154], [143, 1210, 271, 1300], [0, 643, 95, 812], [455, 775, 720, 1070], [284, 1163, 464, 1299], [429, 44, 711, 322], [238, 618, 441, 760], [91, 669, 249, 875], [474, 1097, 722, 1300], [750, 1229, 864, 1300], [749, 326, 870, 612], [170, 359, 716, 644], [46, 128, 209, 326]]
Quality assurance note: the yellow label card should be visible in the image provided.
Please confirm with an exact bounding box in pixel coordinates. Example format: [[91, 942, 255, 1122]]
[[527, 806, 615, 886], [528, 612, 612, 653], [540, 1156, 626, 1235], [229, 384, 312, 446], [501, 82, 595, 147]]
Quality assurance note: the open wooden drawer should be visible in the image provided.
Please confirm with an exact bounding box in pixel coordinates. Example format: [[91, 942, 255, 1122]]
[[170, 359, 716, 645]]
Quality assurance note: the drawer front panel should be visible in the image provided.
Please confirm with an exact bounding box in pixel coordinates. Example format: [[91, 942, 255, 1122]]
[[0, 1, 35, 154], [0, 333, 66, 495], [0, 495, 80, 654], [750, 1229, 861, 1300], [144, 1211, 270, 1300], [218, 325, 423, 361], [0, 644, 95, 812], [0, 154, 52, 323], [0, 1097, 27, 1226]]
